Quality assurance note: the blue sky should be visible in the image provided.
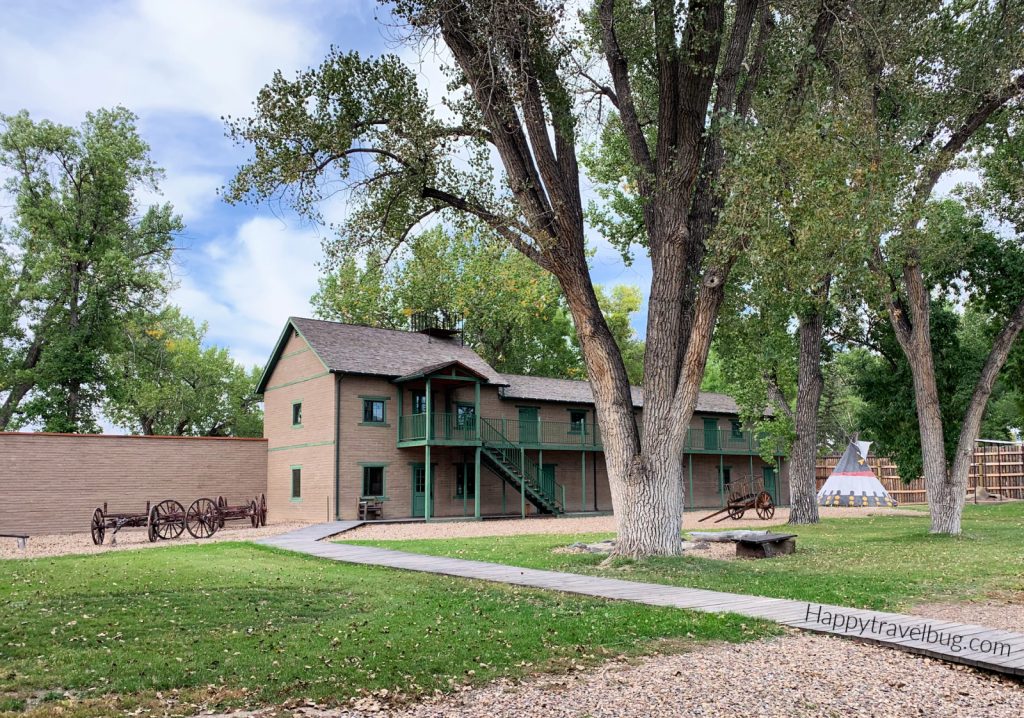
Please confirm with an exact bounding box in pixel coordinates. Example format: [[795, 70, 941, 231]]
[[1, 0, 652, 371]]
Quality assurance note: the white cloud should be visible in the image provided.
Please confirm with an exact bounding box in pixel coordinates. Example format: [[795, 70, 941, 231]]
[[171, 216, 325, 368], [0, 0, 348, 122]]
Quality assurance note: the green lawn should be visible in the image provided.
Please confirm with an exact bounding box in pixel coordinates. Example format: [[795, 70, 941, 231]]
[[0, 543, 774, 717], [344, 502, 1024, 611]]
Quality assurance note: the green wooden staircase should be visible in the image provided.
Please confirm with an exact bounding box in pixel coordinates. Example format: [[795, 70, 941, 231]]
[[480, 419, 565, 514]]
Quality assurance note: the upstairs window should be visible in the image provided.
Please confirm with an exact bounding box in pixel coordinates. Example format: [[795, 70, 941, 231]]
[[291, 401, 303, 427], [569, 410, 587, 434], [362, 465, 385, 497], [362, 399, 386, 424], [412, 391, 427, 414], [730, 419, 743, 439], [291, 467, 301, 499], [456, 403, 476, 429]]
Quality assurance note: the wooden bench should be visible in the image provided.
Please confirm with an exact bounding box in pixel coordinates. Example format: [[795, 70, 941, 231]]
[[358, 499, 383, 521], [1, 533, 29, 550], [735, 532, 797, 559]]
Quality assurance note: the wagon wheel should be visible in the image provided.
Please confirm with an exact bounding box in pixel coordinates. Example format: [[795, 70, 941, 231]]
[[258, 493, 267, 527], [90, 507, 106, 545], [186, 498, 219, 539], [149, 499, 186, 541], [249, 499, 259, 528], [727, 502, 746, 520], [216, 496, 228, 529], [755, 491, 775, 520]]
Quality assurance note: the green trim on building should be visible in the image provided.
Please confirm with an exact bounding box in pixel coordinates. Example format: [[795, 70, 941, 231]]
[[290, 464, 302, 501], [281, 347, 312, 359], [268, 440, 335, 452], [291, 399, 303, 428], [264, 371, 331, 392], [361, 397, 389, 426]]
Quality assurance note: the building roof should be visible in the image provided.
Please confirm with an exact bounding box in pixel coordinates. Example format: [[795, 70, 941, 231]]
[[258, 317, 744, 417], [498, 373, 742, 414], [256, 317, 506, 392]]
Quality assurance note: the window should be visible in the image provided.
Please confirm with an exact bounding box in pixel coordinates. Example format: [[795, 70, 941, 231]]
[[412, 391, 427, 414], [730, 420, 743, 439], [569, 410, 587, 434], [291, 401, 303, 427], [721, 466, 732, 490], [362, 465, 385, 497], [362, 399, 386, 424], [455, 463, 475, 499], [291, 467, 301, 499], [456, 403, 476, 429]]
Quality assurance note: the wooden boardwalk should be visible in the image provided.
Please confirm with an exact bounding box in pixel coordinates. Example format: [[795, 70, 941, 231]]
[[259, 523, 1024, 678]]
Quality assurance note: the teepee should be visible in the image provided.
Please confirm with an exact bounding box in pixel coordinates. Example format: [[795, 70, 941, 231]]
[[817, 440, 897, 507]]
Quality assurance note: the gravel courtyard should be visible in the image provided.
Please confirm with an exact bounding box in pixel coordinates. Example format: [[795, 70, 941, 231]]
[[344, 506, 922, 541], [208, 632, 1024, 718]]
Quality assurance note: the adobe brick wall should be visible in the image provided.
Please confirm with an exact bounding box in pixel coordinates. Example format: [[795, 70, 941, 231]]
[[0, 432, 267, 536]]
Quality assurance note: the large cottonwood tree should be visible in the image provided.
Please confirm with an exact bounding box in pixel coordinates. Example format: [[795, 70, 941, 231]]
[[226, 0, 816, 556], [853, 1, 1024, 533], [0, 109, 178, 432]]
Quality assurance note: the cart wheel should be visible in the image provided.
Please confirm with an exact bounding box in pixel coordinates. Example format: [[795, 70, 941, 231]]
[[727, 504, 745, 520], [755, 492, 775, 520], [216, 496, 227, 529], [90, 508, 106, 545], [186, 498, 219, 539], [249, 499, 259, 528], [149, 499, 186, 541], [259, 493, 267, 527]]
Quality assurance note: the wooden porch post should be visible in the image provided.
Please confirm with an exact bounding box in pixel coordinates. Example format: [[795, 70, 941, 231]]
[[719, 453, 724, 507], [474, 447, 481, 519], [425, 377, 432, 521]]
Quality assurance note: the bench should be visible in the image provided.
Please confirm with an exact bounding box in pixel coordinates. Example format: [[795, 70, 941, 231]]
[[735, 532, 797, 559], [358, 499, 383, 521], [1, 533, 29, 550]]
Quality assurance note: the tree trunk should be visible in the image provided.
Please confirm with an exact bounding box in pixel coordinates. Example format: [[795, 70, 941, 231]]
[[789, 306, 826, 524], [0, 335, 45, 431], [944, 297, 1024, 530]]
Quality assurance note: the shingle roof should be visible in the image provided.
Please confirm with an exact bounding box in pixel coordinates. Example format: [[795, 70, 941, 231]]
[[498, 373, 742, 415], [259, 318, 743, 417], [289, 317, 504, 384]]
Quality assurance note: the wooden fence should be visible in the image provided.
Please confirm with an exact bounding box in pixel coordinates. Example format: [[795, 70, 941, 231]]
[[815, 443, 1024, 504]]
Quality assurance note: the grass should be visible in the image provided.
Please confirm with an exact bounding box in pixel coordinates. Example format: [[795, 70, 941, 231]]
[[0, 542, 776, 717], [344, 502, 1024, 611]]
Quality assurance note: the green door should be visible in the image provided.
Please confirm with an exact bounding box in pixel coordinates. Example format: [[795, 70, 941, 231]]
[[519, 407, 539, 444], [412, 464, 433, 518], [762, 466, 777, 503], [703, 418, 720, 450], [540, 464, 556, 501]]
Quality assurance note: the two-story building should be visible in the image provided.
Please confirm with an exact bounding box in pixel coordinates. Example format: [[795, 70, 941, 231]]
[[257, 317, 788, 522]]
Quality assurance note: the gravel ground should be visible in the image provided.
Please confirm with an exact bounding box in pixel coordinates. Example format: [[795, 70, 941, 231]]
[[204, 633, 1024, 718], [0, 521, 312, 560], [913, 594, 1024, 633], [345, 506, 921, 541]]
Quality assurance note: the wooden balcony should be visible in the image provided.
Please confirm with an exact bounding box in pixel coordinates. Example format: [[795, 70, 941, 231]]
[[397, 414, 768, 455]]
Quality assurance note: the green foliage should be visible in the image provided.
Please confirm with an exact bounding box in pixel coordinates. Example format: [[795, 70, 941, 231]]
[[105, 307, 263, 437], [350, 502, 1024, 611], [0, 543, 770, 713], [312, 227, 646, 382], [0, 109, 179, 431], [849, 304, 1023, 482]]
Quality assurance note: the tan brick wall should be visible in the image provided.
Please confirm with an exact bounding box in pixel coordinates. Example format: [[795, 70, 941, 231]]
[[0, 433, 266, 535], [264, 329, 337, 523]]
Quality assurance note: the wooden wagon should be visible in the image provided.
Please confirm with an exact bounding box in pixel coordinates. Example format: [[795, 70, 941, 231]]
[[698, 474, 775, 524]]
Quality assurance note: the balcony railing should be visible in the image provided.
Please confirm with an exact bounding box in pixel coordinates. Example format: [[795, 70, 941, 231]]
[[399, 413, 765, 454]]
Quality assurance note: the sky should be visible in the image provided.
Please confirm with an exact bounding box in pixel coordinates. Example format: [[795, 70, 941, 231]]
[[0, 0, 652, 371]]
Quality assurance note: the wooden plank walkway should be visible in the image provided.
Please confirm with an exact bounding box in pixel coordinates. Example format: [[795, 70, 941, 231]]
[[258, 522, 1024, 677]]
